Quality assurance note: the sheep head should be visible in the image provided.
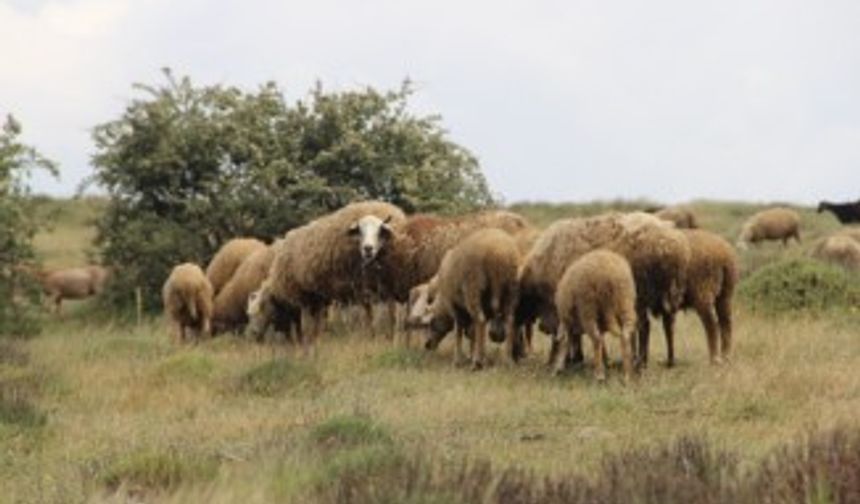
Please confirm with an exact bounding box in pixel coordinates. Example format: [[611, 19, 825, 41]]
[[348, 214, 394, 265]]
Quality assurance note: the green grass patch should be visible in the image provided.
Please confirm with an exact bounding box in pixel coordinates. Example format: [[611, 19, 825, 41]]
[[738, 258, 860, 314], [98, 447, 219, 494], [370, 347, 429, 370], [310, 414, 393, 450], [236, 358, 321, 397], [153, 353, 217, 383]]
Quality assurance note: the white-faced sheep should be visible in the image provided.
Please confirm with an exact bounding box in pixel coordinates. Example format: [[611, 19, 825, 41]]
[[518, 212, 689, 370], [245, 278, 301, 344], [162, 263, 213, 343], [811, 233, 860, 272], [424, 228, 520, 369], [736, 207, 801, 249], [654, 205, 698, 229], [554, 249, 637, 383], [212, 244, 277, 334], [245, 201, 406, 354], [23, 265, 112, 315], [662, 229, 739, 365], [205, 238, 267, 296]]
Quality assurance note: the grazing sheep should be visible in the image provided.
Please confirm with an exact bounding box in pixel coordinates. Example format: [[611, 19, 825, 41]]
[[245, 279, 301, 344], [554, 250, 636, 383], [817, 200, 860, 224], [654, 205, 698, 229], [736, 207, 801, 249], [205, 238, 267, 296], [162, 263, 213, 343], [212, 244, 277, 334], [424, 229, 521, 369], [519, 212, 689, 369], [24, 265, 112, 315], [665, 230, 739, 365], [245, 201, 406, 354], [811, 234, 860, 272]]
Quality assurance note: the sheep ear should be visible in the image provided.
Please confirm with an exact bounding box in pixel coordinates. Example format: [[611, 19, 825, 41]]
[[383, 215, 393, 224], [380, 222, 393, 240], [347, 222, 360, 236]]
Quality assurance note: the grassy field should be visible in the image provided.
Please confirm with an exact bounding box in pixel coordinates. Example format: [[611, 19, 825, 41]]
[[2, 198, 859, 503]]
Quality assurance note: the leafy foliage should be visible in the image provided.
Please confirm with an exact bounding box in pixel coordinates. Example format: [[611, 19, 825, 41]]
[[738, 258, 860, 314], [0, 115, 57, 336], [88, 69, 494, 310]]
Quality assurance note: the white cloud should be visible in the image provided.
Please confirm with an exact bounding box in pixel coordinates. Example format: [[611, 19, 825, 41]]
[[1, 0, 858, 203]]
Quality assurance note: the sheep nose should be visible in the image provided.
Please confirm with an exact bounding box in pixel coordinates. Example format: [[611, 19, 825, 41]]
[[362, 245, 374, 257]]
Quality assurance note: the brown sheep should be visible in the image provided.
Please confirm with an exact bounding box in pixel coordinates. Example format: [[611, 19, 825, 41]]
[[654, 205, 698, 229], [246, 201, 406, 355], [554, 249, 637, 383], [212, 244, 277, 334], [663, 230, 739, 365], [162, 263, 213, 343], [737, 207, 801, 249], [519, 212, 689, 369], [425, 229, 521, 369], [24, 265, 112, 315], [205, 238, 267, 296], [811, 234, 860, 272], [245, 279, 302, 344]]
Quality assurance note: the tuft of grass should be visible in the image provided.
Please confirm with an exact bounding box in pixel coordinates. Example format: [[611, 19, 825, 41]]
[[310, 414, 393, 450], [0, 373, 47, 429], [0, 340, 29, 366], [370, 347, 429, 370], [153, 352, 217, 383], [98, 447, 220, 494], [738, 258, 860, 314], [236, 358, 321, 397], [84, 335, 170, 362]]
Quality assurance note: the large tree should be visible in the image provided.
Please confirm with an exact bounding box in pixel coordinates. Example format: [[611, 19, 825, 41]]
[[88, 70, 494, 310], [0, 115, 57, 336]]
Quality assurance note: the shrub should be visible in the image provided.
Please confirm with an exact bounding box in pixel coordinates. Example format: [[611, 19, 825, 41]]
[[0, 114, 57, 337], [87, 70, 494, 311], [738, 258, 860, 314]]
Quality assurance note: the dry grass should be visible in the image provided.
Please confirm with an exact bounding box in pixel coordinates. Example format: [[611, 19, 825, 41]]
[[2, 198, 859, 502]]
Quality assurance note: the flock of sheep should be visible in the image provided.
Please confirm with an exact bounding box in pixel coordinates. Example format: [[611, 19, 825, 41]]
[[155, 197, 860, 384], [21, 197, 855, 383]]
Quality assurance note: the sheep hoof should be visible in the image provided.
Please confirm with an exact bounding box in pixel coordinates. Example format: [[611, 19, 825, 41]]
[[470, 361, 484, 371]]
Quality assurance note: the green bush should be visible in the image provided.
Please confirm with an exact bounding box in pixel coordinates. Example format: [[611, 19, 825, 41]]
[[0, 114, 57, 336], [738, 258, 860, 314], [87, 70, 494, 311]]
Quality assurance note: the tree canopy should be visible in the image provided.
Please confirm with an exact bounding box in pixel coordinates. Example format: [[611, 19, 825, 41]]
[[0, 115, 57, 335], [88, 70, 495, 309]]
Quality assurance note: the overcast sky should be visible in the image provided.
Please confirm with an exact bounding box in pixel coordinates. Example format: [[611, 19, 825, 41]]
[[2, 0, 859, 204]]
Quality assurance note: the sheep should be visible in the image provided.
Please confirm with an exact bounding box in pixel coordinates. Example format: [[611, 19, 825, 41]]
[[664, 229, 739, 365], [245, 200, 406, 354], [22, 265, 112, 315], [736, 207, 801, 249], [245, 278, 302, 344], [205, 238, 267, 296], [162, 263, 213, 343], [653, 205, 699, 229], [811, 234, 860, 272], [424, 228, 520, 369], [519, 212, 689, 369], [212, 243, 277, 334], [817, 200, 860, 224], [554, 249, 636, 383]]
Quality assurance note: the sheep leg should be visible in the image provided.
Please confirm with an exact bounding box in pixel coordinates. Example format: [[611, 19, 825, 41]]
[[636, 310, 651, 369], [472, 316, 487, 371], [363, 302, 375, 338], [524, 323, 534, 355], [716, 296, 733, 363], [567, 329, 584, 367], [618, 323, 634, 385], [552, 322, 570, 376], [661, 311, 676, 368], [696, 304, 721, 365]]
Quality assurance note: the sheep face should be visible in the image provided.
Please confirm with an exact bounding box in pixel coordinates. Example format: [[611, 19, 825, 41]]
[[348, 215, 394, 265], [245, 286, 273, 339], [427, 313, 455, 348], [406, 283, 435, 328]]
